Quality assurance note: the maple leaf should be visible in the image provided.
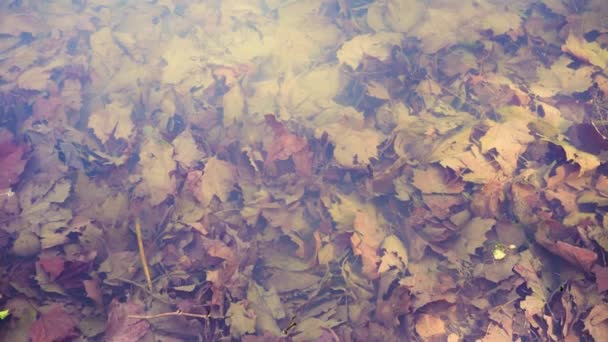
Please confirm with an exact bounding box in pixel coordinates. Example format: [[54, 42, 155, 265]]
[[188, 157, 236, 206], [29, 305, 78, 342]]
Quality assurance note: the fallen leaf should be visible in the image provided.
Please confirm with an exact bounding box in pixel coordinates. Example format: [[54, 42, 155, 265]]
[[415, 313, 446, 339], [38, 255, 65, 280], [530, 56, 595, 97], [378, 234, 408, 273], [316, 122, 382, 169], [412, 165, 464, 194], [264, 114, 312, 176], [17, 66, 52, 91], [190, 157, 236, 206], [585, 303, 608, 342], [480, 107, 535, 175], [336, 32, 403, 69], [88, 100, 134, 143], [562, 34, 608, 70], [558, 140, 601, 176], [454, 217, 496, 257], [136, 137, 176, 206], [105, 299, 150, 342], [29, 305, 78, 342], [83, 278, 103, 306], [226, 300, 256, 338], [172, 130, 205, 169], [0, 133, 29, 189]]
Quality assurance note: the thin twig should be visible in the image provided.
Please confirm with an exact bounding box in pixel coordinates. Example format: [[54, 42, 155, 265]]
[[135, 218, 153, 291], [128, 310, 210, 320]]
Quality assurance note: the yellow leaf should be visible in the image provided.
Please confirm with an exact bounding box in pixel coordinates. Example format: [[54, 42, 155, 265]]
[[378, 235, 409, 273], [559, 141, 601, 176], [480, 107, 535, 175], [316, 121, 382, 169], [88, 100, 134, 143], [336, 32, 403, 69], [531, 56, 594, 97], [137, 138, 176, 206], [226, 301, 256, 337], [563, 34, 608, 70]]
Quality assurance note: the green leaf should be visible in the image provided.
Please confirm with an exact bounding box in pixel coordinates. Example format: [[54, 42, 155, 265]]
[[0, 309, 10, 320]]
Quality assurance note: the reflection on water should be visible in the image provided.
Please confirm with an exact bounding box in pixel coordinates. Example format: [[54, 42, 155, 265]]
[[1, 0, 608, 340]]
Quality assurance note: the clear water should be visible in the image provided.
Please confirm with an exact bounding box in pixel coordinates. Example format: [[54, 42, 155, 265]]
[[1, 0, 608, 341]]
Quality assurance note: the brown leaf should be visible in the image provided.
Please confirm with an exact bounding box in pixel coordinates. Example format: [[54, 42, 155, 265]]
[[535, 223, 598, 272], [264, 114, 312, 177], [351, 233, 381, 279], [412, 165, 464, 194], [470, 180, 504, 218], [29, 305, 78, 342]]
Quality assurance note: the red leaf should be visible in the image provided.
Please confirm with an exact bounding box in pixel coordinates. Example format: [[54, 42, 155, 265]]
[[39, 256, 65, 280], [105, 299, 150, 342], [29, 305, 78, 342]]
